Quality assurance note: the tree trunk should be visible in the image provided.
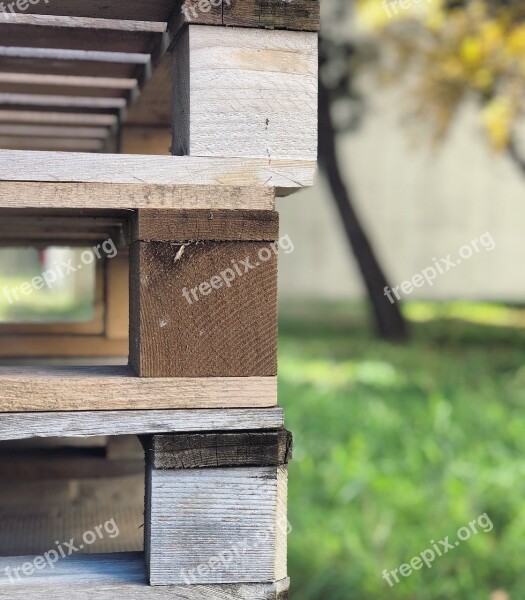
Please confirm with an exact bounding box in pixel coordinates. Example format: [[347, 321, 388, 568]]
[[318, 54, 408, 341]]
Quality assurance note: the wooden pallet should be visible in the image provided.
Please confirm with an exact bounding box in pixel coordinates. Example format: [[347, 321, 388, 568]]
[[0, 1, 319, 596]]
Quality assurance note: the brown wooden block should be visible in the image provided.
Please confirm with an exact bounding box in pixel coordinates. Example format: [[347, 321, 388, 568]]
[[131, 209, 279, 242], [129, 239, 278, 377], [144, 429, 293, 469]]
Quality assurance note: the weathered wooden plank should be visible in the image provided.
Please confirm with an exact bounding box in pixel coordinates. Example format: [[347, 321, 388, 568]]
[[0, 553, 289, 598], [0, 366, 276, 412], [0, 73, 136, 90], [0, 124, 109, 138], [0, 20, 163, 53], [0, 136, 105, 151], [1, 0, 174, 21], [0, 335, 127, 357], [224, 0, 320, 30], [0, 110, 117, 125], [0, 182, 275, 209], [146, 467, 288, 585], [0, 407, 284, 441], [0, 55, 138, 78], [0, 93, 126, 109], [131, 209, 279, 242], [171, 0, 319, 33], [145, 429, 293, 469], [129, 241, 278, 377], [171, 26, 318, 160], [0, 151, 315, 189]]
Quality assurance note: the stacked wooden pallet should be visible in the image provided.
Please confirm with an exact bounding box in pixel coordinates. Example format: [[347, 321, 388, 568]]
[[0, 0, 319, 597]]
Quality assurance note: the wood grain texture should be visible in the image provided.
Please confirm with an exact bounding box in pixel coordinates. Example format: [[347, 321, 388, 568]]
[[0, 110, 117, 125], [0, 182, 275, 209], [1, 0, 174, 21], [131, 209, 279, 242], [0, 55, 138, 79], [0, 553, 290, 598], [0, 407, 284, 441], [0, 335, 127, 357], [145, 429, 292, 469], [224, 0, 320, 31], [171, 26, 318, 161], [146, 466, 288, 585], [120, 125, 172, 154], [0, 365, 276, 411], [129, 241, 278, 377], [0, 150, 316, 189], [171, 0, 319, 32], [0, 21, 162, 53]]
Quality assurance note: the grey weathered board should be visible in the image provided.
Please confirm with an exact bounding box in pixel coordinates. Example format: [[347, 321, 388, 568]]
[[0, 552, 290, 598], [0, 408, 284, 441], [146, 467, 288, 585]]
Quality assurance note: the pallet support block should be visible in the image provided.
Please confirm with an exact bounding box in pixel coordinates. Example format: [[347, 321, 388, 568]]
[[144, 429, 292, 586], [171, 24, 318, 160], [129, 209, 279, 377]]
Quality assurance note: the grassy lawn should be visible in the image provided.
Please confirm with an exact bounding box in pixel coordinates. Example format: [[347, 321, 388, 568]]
[[279, 302, 525, 600]]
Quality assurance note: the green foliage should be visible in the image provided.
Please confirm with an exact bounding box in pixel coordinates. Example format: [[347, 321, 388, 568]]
[[280, 303, 525, 599]]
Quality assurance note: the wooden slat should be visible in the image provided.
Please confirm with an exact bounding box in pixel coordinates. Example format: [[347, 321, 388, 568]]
[[129, 240, 278, 377], [0, 366, 276, 412], [0, 555, 289, 598], [0, 93, 126, 109], [1, 0, 174, 21], [131, 209, 279, 242], [0, 110, 117, 125], [145, 429, 293, 469], [0, 21, 163, 54], [0, 73, 136, 89], [0, 137, 105, 151], [0, 124, 109, 138], [171, 26, 318, 160], [0, 82, 130, 99], [146, 467, 288, 585], [0, 182, 275, 209], [0, 151, 315, 189], [0, 336, 127, 358], [0, 56, 139, 79], [0, 407, 284, 441]]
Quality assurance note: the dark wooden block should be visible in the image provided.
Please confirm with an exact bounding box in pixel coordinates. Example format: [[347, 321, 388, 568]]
[[129, 240, 278, 377], [131, 209, 279, 242], [224, 0, 320, 31], [143, 429, 293, 469]]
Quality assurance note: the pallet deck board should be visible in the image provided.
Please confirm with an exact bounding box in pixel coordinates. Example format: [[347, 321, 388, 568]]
[[0, 407, 284, 441], [0, 182, 276, 209], [0, 365, 277, 411], [0, 552, 290, 598], [0, 150, 315, 189]]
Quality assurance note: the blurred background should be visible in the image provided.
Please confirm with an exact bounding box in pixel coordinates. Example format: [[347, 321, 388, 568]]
[[277, 1, 525, 598]]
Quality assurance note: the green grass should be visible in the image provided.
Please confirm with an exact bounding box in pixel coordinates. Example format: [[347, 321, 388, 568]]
[[279, 302, 525, 599]]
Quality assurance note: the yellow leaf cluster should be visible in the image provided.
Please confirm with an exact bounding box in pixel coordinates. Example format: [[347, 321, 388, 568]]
[[355, 0, 525, 150]]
